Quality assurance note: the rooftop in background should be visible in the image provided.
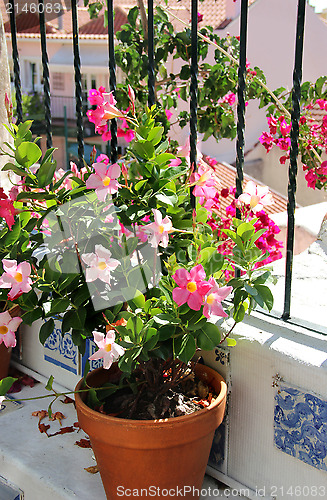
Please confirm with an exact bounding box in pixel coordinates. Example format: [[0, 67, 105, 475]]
[[1, 0, 257, 38]]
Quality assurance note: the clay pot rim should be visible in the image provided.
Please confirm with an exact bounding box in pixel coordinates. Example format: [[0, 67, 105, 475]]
[[75, 364, 227, 428]]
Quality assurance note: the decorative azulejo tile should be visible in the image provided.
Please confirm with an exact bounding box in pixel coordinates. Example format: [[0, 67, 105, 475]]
[[43, 318, 79, 375], [82, 338, 103, 374], [215, 346, 230, 366], [274, 383, 327, 471]]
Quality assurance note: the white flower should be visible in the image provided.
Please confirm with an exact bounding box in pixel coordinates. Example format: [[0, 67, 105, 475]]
[[89, 330, 125, 370], [81, 245, 120, 284]]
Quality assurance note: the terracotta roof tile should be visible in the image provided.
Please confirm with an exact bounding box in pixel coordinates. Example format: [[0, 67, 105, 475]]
[[4, 12, 57, 34], [79, 8, 128, 35]]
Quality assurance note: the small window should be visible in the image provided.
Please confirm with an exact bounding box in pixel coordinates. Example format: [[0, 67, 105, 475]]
[[52, 73, 65, 92]]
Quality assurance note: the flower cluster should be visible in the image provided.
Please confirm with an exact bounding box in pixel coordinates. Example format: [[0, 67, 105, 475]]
[[259, 97, 327, 191]]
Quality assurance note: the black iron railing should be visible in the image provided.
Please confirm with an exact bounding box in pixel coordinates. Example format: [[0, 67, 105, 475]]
[[6, 0, 307, 321]]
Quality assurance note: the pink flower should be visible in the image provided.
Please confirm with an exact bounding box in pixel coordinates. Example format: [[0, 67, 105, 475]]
[[89, 330, 125, 370], [276, 137, 291, 151], [317, 161, 327, 176], [203, 278, 232, 319], [304, 168, 317, 189], [259, 132, 274, 153], [238, 181, 273, 213], [0, 260, 32, 300], [267, 116, 278, 134], [177, 137, 203, 165], [0, 311, 22, 348], [128, 85, 135, 114], [81, 245, 120, 284], [88, 89, 104, 106], [169, 158, 182, 168], [172, 265, 212, 311], [165, 109, 173, 120], [96, 154, 110, 165], [87, 91, 124, 132], [189, 165, 217, 202], [142, 209, 173, 248], [197, 12, 203, 22], [280, 120, 292, 137], [86, 162, 121, 201]]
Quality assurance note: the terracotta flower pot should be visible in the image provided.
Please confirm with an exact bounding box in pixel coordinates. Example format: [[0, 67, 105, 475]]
[[75, 364, 227, 500], [0, 343, 12, 380]]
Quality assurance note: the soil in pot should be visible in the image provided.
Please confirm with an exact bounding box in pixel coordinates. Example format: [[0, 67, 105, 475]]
[[75, 363, 227, 500]]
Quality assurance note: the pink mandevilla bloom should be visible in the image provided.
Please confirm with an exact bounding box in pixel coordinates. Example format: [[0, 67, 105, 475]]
[[203, 278, 232, 319], [172, 265, 212, 311], [0, 311, 22, 348], [81, 245, 120, 284], [238, 180, 273, 213], [89, 330, 125, 370], [143, 209, 173, 248], [0, 260, 32, 300], [189, 165, 217, 203], [86, 162, 121, 201]]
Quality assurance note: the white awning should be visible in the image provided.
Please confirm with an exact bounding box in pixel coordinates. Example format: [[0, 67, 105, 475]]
[[50, 45, 109, 70]]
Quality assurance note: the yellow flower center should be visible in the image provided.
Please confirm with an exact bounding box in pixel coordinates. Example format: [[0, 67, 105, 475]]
[[198, 172, 210, 185], [158, 225, 165, 234], [206, 293, 215, 305], [250, 195, 260, 209], [103, 176, 111, 187], [15, 272, 23, 283], [0, 325, 8, 335], [186, 281, 197, 293], [97, 261, 107, 270], [104, 343, 112, 353]]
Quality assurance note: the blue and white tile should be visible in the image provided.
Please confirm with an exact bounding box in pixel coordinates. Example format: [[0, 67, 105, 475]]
[[43, 318, 79, 375], [274, 383, 327, 471]]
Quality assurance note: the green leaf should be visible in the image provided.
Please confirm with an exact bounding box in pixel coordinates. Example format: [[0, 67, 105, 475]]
[[0, 377, 17, 396], [126, 316, 144, 335], [5, 221, 20, 246], [15, 141, 42, 168], [174, 334, 196, 364], [197, 322, 221, 350], [254, 284, 274, 311], [237, 222, 255, 242], [135, 180, 147, 191], [147, 126, 164, 145], [21, 308, 43, 326], [226, 338, 237, 347], [130, 292, 145, 310], [46, 299, 70, 316], [45, 375, 54, 391], [133, 141, 155, 160], [39, 318, 55, 345], [2, 162, 26, 176], [37, 160, 57, 188]]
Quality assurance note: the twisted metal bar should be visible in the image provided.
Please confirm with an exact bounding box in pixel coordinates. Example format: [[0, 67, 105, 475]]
[[38, 0, 52, 148], [235, 0, 248, 201], [107, 0, 117, 164], [148, 0, 155, 107], [71, 0, 84, 168], [9, 0, 23, 124], [190, 0, 198, 209], [282, 0, 306, 320]]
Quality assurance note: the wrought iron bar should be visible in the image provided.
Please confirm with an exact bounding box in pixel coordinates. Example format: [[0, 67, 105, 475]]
[[38, 0, 52, 149], [235, 0, 248, 200], [282, 0, 306, 320], [148, 0, 155, 107], [8, 0, 23, 124], [107, 0, 117, 164], [71, 0, 84, 168], [190, 0, 198, 209]]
